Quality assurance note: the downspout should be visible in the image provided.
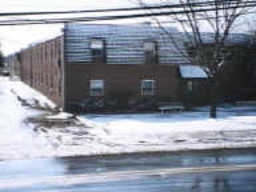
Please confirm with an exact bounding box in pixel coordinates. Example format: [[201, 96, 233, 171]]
[[61, 25, 66, 111]]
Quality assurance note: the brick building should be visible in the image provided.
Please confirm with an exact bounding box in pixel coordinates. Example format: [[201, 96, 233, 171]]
[[6, 53, 21, 78], [13, 36, 64, 106], [7, 23, 256, 112]]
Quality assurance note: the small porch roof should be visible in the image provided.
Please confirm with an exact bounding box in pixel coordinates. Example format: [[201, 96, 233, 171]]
[[179, 65, 208, 79]]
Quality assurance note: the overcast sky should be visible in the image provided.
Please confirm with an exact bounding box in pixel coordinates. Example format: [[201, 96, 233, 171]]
[[0, 0, 136, 55], [0, 0, 255, 56]]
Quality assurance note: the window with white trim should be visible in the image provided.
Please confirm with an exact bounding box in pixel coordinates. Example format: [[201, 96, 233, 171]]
[[90, 39, 105, 63], [141, 80, 155, 96], [90, 80, 104, 96], [144, 41, 157, 64]]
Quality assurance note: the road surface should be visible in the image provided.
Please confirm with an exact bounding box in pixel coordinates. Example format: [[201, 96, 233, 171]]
[[0, 148, 256, 192]]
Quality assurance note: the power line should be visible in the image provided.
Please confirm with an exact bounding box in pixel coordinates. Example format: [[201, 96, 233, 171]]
[[0, 2, 255, 26], [0, 0, 255, 17], [0, 6, 255, 25]]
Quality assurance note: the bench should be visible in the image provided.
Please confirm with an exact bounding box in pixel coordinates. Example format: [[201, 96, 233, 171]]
[[158, 102, 185, 114]]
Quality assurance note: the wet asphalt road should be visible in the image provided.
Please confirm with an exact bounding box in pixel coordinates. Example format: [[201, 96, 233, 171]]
[[0, 148, 256, 192]]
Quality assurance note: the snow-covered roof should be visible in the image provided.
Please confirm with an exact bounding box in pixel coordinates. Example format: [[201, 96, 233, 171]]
[[179, 65, 208, 79]]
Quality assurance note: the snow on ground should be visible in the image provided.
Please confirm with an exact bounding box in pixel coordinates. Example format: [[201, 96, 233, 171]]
[[1, 77, 256, 160], [10, 79, 56, 109], [46, 112, 74, 120], [40, 101, 256, 158], [0, 77, 56, 160]]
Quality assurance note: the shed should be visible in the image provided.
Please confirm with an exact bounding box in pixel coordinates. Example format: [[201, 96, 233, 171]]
[[178, 65, 209, 107]]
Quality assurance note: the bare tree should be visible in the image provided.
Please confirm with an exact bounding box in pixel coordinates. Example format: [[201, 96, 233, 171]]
[[137, 0, 254, 118], [0, 48, 4, 68]]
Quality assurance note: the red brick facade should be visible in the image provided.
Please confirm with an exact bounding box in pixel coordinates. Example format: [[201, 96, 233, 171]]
[[9, 35, 206, 112], [9, 34, 184, 112], [65, 62, 182, 111], [6, 23, 256, 112], [19, 36, 64, 106]]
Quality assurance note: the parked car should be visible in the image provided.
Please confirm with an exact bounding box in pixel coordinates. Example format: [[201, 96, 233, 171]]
[[0, 69, 10, 76]]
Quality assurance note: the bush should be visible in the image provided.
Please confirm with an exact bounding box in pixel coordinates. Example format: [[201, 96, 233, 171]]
[[128, 97, 157, 111], [81, 98, 104, 112]]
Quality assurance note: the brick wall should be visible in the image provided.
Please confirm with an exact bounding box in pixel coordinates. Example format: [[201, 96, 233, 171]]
[[19, 36, 64, 107], [65, 62, 181, 110]]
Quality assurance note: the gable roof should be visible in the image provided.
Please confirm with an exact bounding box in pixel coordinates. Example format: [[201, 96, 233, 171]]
[[64, 23, 255, 65], [64, 23, 189, 64]]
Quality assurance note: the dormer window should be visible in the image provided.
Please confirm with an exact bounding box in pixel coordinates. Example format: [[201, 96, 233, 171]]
[[90, 39, 106, 63], [144, 41, 157, 64]]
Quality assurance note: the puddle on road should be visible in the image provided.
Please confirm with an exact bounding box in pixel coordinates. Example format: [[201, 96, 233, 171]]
[[0, 158, 66, 180]]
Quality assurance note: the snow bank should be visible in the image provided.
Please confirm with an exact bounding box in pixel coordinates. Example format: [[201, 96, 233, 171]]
[[0, 77, 56, 160], [46, 112, 73, 120], [82, 112, 256, 145], [9, 79, 56, 109], [37, 109, 256, 158], [1, 77, 256, 160]]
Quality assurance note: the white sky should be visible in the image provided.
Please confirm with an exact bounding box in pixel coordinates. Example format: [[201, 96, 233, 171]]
[[0, 0, 135, 55], [0, 0, 255, 56]]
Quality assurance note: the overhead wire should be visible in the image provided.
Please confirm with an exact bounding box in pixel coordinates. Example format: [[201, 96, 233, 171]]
[[0, 1, 255, 25], [0, 0, 254, 17]]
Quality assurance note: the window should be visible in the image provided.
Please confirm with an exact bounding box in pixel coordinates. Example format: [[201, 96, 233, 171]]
[[144, 41, 157, 64], [187, 81, 193, 92], [59, 77, 62, 97], [90, 39, 105, 63], [90, 80, 104, 96], [141, 80, 155, 96]]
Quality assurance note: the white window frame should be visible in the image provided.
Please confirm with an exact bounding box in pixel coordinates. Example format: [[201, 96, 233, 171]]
[[144, 41, 157, 64], [90, 39, 104, 50], [90, 39, 106, 63], [90, 80, 104, 96], [141, 80, 155, 96], [144, 42, 157, 54]]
